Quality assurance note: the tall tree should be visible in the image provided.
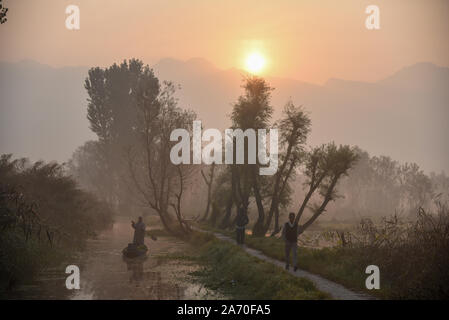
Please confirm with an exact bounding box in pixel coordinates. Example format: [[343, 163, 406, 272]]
[[85, 59, 159, 210], [230, 76, 274, 234], [0, 0, 8, 25], [127, 81, 197, 234], [260, 102, 311, 236], [398, 162, 433, 215]]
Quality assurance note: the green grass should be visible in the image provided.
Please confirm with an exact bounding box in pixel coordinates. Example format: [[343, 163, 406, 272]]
[[245, 236, 371, 293], [243, 233, 395, 298], [197, 224, 386, 298], [183, 231, 329, 300]]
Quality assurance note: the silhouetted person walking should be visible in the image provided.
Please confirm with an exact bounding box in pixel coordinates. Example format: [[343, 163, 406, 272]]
[[131, 216, 146, 246], [235, 207, 249, 245], [282, 212, 300, 271]]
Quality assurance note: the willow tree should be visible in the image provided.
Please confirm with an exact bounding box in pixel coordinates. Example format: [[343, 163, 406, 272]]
[[293, 143, 358, 233], [226, 76, 358, 236], [127, 80, 197, 235], [225, 77, 309, 235], [229, 76, 274, 233], [260, 102, 311, 236]]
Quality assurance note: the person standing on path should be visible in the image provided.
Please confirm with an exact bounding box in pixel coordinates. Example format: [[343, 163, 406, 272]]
[[282, 212, 301, 271], [235, 207, 249, 245]]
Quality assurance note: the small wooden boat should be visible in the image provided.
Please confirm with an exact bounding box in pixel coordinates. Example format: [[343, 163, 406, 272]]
[[122, 243, 148, 258]]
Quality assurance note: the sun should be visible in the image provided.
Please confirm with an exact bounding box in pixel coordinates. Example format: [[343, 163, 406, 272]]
[[245, 52, 266, 74]]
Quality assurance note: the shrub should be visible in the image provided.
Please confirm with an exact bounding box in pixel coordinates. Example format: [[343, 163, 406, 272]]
[[0, 154, 114, 292]]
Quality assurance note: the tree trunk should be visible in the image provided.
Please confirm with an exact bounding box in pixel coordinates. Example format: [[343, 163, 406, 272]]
[[220, 195, 234, 228], [251, 166, 266, 236], [270, 206, 281, 236], [298, 176, 338, 234], [200, 164, 215, 221]]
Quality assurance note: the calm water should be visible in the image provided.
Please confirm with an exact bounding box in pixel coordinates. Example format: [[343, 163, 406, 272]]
[[7, 218, 223, 300]]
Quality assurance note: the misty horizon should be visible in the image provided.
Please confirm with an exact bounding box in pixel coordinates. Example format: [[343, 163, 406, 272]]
[[1, 57, 448, 174], [2, 56, 449, 85]]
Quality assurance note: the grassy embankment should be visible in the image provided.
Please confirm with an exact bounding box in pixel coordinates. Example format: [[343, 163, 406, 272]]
[[147, 227, 329, 300], [200, 217, 449, 299], [198, 224, 385, 299]]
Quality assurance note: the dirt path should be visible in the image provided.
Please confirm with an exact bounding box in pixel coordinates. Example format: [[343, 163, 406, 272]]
[[206, 230, 374, 300]]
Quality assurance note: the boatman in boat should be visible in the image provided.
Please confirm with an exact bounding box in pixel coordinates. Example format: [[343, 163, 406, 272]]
[[131, 217, 146, 245]]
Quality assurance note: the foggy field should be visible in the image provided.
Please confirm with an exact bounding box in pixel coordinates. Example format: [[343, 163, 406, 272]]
[[1, 1, 448, 300], [207, 203, 449, 300], [1, 66, 448, 299]]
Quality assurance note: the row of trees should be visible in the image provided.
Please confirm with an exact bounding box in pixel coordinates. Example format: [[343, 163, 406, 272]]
[[73, 58, 448, 238], [327, 148, 448, 220], [198, 78, 448, 234], [71, 59, 358, 237], [200, 78, 358, 236]]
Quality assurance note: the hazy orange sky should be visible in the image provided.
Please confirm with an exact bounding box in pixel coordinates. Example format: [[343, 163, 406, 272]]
[[0, 0, 448, 84]]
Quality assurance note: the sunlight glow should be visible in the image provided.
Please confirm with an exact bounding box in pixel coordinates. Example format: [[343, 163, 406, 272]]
[[245, 52, 266, 74]]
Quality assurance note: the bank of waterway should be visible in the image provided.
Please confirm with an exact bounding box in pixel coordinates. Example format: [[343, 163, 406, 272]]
[[7, 217, 223, 300]]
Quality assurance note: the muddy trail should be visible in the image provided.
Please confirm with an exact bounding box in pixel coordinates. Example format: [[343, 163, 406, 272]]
[[7, 217, 223, 300]]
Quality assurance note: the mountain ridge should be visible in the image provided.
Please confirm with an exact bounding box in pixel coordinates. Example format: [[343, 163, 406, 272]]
[[0, 58, 448, 173]]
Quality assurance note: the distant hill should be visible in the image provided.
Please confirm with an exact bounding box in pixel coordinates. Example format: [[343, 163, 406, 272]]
[[1, 59, 448, 173], [380, 62, 449, 92]]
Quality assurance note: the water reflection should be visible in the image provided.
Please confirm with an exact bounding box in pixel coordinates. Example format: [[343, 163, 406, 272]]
[[8, 218, 225, 300], [123, 256, 146, 284]]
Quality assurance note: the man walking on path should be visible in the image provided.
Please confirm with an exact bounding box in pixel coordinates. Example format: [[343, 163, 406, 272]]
[[282, 212, 301, 271], [235, 207, 249, 245]]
